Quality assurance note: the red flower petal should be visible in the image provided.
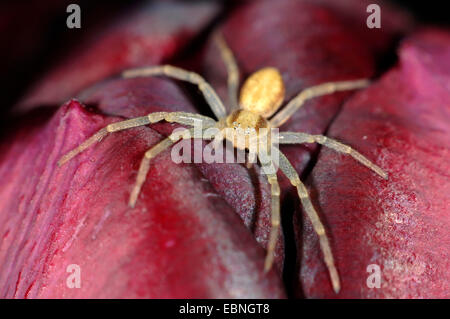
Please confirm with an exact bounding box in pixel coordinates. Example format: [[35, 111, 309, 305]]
[[18, 1, 220, 112], [298, 29, 450, 298], [0, 97, 286, 298], [0, 0, 419, 298]]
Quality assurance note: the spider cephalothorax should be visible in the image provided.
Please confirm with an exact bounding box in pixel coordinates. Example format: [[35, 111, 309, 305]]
[[59, 33, 387, 294], [221, 109, 269, 150], [219, 67, 284, 151]]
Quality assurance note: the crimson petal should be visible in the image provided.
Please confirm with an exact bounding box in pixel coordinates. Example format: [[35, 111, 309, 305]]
[[1, 0, 418, 298], [298, 29, 450, 298]]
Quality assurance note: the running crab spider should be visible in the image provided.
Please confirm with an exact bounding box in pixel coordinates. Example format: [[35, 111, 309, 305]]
[[58, 33, 388, 293]]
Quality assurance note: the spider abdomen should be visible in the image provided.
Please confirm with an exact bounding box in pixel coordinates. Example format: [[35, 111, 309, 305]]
[[239, 67, 285, 118]]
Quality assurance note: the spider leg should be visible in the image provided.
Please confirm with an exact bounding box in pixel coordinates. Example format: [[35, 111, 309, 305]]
[[129, 127, 211, 207], [279, 132, 388, 179], [276, 148, 340, 293], [122, 65, 227, 120], [270, 79, 370, 127], [214, 32, 240, 110], [245, 156, 254, 170], [58, 112, 216, 166], [258, 159, 281, 273]]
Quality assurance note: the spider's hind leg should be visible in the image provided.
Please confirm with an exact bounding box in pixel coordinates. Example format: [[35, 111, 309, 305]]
[[270, 79, 370, 128], [214, 32, 240, 110], [122, 65, 227, 120]]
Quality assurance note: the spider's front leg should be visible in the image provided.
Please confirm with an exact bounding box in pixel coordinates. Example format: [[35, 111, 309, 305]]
[[129, 127, 216, 207], [279, 132, 388, 179], [276, 148, 341, 294], [58, 112, 216, 166], [258, 159, 281, 273]]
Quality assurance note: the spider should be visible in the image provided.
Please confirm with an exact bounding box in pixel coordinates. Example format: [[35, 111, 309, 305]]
[[58, 33, 388, 293]]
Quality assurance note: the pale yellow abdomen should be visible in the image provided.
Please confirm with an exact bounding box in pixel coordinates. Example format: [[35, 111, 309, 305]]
[[239, 67, 285, 118]]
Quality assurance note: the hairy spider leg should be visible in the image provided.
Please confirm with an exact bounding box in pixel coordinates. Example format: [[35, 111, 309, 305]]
[[214, 32, 240, 111], [259, 158, 281, 273], [58, 112, 216, 166], [129, 127, 215, 207], [276, 148, 341, 293], [270, 79, 370, 128], [278, 132, 388, 179], [122, 65, 227, 120]]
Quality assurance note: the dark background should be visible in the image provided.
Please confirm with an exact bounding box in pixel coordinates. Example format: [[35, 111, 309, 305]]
[[0, 0, 447, 119]]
